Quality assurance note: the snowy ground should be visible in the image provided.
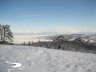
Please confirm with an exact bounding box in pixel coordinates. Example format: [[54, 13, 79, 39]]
[[0, 45, 96, 72]]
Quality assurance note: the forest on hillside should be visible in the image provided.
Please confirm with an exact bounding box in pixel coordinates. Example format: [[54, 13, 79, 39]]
[[22, 35, 96, 54]]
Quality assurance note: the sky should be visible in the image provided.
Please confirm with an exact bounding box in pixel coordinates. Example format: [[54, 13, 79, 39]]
[[0, 0, 96, 33]]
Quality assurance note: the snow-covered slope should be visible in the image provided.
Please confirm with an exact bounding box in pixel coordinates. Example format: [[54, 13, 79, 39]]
[[0, 45, 96, 72]]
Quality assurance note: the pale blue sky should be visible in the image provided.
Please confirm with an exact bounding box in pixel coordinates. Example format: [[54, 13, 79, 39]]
[[0, 0, 96, 33]]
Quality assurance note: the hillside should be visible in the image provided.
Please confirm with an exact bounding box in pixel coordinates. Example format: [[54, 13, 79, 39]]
[[0, 45, 96, 72]]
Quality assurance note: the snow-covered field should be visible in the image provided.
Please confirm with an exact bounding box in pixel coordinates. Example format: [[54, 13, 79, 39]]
[[0, 45, 96, 72]]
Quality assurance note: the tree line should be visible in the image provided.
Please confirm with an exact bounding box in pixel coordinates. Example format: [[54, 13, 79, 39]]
[[22, 35, 96, 54], [0, 24, 13, 44]]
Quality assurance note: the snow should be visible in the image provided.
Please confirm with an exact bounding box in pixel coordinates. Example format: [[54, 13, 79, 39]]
[[0, 45, 96, 72]]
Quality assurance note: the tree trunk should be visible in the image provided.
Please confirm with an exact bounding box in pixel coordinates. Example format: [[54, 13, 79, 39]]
[[3, 28, 6, 42], [1, 33, 2, 42]]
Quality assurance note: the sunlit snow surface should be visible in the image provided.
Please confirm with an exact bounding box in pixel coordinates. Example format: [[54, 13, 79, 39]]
[[5, 61, 22, 68], [0, 45, 96, 72]]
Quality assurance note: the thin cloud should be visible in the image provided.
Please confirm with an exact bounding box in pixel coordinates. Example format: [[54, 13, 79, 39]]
[[21, 14, 41, 17]]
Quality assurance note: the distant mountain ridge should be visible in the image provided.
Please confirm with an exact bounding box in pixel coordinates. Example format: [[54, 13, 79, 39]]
[[47, 33, 96, 43], [13, 32, 96, 43], [13, 32, 96, 35]]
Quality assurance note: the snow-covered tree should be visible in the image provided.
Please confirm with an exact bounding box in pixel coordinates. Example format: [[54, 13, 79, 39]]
[[0, 24, 13, 43]]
